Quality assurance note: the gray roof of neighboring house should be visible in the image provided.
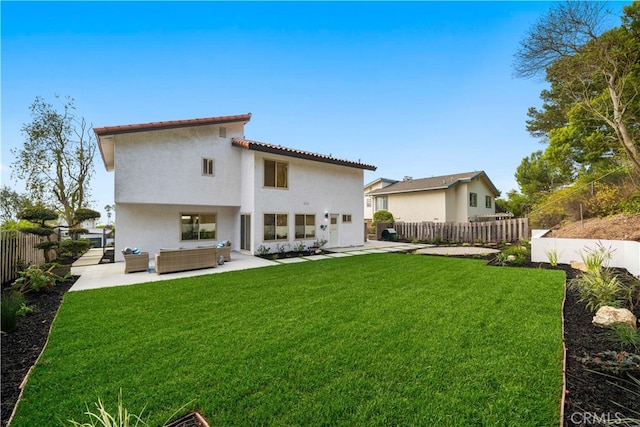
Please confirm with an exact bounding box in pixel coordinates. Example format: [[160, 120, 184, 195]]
[[366, 171, 499, 196], [364, 177, 399, 188]]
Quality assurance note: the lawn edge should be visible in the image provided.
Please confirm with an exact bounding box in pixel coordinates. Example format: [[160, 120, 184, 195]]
[[6, 290, 70, 427], [560, 278, 568, 427]]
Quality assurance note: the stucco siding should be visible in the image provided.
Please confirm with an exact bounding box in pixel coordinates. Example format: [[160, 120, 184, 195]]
[[114, 203, 239, 262], [114, 123, 244, 206], [466, 178, 496, 220], [253, 152, 364, 250], [388, 191, 446, 223]]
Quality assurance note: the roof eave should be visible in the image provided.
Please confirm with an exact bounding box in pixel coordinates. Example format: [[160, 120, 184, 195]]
[[94, 113, 252, 137], [233, 139, 377, 171]]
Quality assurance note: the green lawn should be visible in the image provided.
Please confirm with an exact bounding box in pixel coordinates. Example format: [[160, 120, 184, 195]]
[[11, 254, 565, 426]]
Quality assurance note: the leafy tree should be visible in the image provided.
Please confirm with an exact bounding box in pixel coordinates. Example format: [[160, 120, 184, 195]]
[[104, 204, 115, 225], [496, 190, 530, 218], [0, 185, 29, 224], [11, 95, 97, 228], [515, 1, 640, 176], [515, 150, 573, 199], [17, 205, 60, 264]]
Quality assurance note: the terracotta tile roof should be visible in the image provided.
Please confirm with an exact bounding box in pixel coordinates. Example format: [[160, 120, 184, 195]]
[[367, 171, 499, 195], [94, 113, 252, 136], [232, 138, 377, 171]]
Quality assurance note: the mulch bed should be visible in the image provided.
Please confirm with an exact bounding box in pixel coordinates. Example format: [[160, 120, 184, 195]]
[[562, 267, 640, 426], [1, 259, 639, 427], [1, 279, 75, 427]]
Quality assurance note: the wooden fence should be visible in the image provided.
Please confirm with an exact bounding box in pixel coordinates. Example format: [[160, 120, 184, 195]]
[[387, 218, 529, 244], [0, 230, 48, 285]]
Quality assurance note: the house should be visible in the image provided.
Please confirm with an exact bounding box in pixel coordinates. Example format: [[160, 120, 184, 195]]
[[363, 178, 398, 220], [94, 114, 376, 262], [365, 171, 500, 223]]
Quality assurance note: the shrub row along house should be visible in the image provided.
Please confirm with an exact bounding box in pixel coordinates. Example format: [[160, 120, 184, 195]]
[[95, 114, 376, 261], [364, 172, 501, 223]]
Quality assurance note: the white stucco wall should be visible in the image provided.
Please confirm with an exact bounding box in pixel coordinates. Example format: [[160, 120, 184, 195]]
[[386, 191, 446, 223], [114, 122, 245, 206], [114, 203, 239, 262], [111, 120, 369, 257], [531, 231, 640, 277], [252, 152, 365, 251]]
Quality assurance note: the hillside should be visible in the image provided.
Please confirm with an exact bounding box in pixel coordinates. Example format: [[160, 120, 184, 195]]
[[545, 213, 640, 241]]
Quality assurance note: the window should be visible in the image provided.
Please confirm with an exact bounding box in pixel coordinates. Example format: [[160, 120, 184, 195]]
[[264, 213, 288, 241], [264, 160, 288, 189], [470, 192, 478, 207], [202, 158, 215, 176], [295, 214, 315, 239], [181, 213, 216, 241], [366, 198, 372, 207], [485, 195, 492, 208], [375, 196, 388, 211], [342, 214, 352, 223], [219, 127, 227, 138]]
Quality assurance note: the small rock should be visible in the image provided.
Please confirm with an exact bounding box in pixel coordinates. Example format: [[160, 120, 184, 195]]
[[570, 261, 587, 272], [507, 255, 516, 262], [592, 306, 637, 329]]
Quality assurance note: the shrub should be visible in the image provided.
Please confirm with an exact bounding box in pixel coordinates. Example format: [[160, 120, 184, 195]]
[[256, 245, 270, 256], [372, 210, 394, 224], [12, 265, 56, 293], [545, 248, 559, 267], [603, 325, 640, 351], [292, 241, 306, 252], [1, 292, 26, 332], [569, 269, 623, 312], [58, 238, 93, 259], [581, 242, 614, 274], [568, 242, 633, 312], [67, 389, 148, 427], [578, 351, 640, 375]]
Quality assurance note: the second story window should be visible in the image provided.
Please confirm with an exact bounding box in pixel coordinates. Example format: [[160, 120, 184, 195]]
[[470, 192, 478, 207], [485, 195, 492, 208], [264, 159, 288, 189], [375, 196, 388, 211]]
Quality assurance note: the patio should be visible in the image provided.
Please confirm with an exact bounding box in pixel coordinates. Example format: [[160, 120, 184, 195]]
[[69, 241, 433, 292]]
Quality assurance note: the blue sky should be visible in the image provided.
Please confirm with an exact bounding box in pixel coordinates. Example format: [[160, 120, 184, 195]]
[[1, 1, 628, 222]]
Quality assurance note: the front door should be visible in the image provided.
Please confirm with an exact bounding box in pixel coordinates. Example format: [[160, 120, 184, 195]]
[[329, 214, 339, 247]]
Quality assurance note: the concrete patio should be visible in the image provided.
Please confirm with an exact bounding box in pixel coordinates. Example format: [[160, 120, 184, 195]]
[[70, 241, 433, 292]]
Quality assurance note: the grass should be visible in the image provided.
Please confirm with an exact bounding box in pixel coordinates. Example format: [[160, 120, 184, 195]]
[[11, 254, 565, 426]]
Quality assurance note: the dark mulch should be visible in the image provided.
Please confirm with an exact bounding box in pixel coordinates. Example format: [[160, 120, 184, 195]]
[[1, 279, 75, 427], [1, 258, 639, 427], [562, 268, 640, 426]]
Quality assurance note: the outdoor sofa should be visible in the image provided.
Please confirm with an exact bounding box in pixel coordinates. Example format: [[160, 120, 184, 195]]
[[155, 247, 217, 274]]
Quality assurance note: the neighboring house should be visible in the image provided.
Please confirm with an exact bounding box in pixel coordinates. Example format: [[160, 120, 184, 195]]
[[363, 178, 398, 220], [366, 171, 500, 223], [94, 114, 376, 262]]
